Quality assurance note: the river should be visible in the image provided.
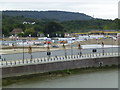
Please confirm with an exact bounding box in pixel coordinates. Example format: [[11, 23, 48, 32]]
[[4, 69, 118, 88]]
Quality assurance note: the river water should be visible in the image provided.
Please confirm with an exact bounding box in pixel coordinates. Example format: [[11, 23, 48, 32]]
[[4, 69, 118, 88]]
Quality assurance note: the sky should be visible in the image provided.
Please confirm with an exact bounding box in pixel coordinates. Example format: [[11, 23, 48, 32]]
[[0, 0, 119, 20]]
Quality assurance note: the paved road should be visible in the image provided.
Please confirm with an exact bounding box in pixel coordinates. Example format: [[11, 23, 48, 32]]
[[2, 47, 119, 61]]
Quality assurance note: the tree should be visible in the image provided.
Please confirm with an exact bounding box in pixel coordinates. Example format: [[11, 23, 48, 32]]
[[13, 24, 25, 30], [43, 22, 64, 37], [114, 18, 120, 30], [17, 32, 24, 37], [24, 28, 36, 37]]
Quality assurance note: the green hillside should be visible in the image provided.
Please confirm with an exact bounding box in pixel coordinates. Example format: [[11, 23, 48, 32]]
[[3, 11, 93, 21], [2, 11, 119, 37]]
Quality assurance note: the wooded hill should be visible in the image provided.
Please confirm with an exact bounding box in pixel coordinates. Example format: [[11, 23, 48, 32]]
[[2, 10, 119, 37], [3, 11, 93, 21]]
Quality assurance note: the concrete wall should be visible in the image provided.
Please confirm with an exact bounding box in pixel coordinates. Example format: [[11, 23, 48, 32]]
[[2, 56, 119, 78]]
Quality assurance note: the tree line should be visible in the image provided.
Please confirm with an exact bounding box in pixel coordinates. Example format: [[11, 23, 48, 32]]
[[2, 15, 120, 37]]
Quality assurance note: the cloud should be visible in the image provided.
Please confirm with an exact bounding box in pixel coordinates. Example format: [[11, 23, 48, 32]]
[[0, 0, 119, 19]]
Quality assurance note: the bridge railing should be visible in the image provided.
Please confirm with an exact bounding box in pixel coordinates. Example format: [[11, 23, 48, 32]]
[[0, 52, 119, 67]]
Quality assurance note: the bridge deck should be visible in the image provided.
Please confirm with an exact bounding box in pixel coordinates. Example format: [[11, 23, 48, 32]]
[[1, 52, 119, 68]]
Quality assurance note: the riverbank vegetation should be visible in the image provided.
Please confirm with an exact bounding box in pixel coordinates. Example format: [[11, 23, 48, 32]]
[[2, 65, 118, 86]]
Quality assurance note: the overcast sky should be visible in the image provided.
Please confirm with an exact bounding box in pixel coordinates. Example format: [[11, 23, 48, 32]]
[[0, 0, 119, 20]]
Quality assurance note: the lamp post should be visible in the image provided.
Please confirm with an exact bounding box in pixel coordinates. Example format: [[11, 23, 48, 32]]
[[47, 41, 51, 58], [28, 45, 32, 60], [112, 38, 114, 55], [78, 43, 82, 56], [102, 42, 104, 55], [63, 41, 67, 58], [118, 35, 120, 56], [22, 39, 26, 63], [46, 34, 51, 58], [71, 40, 73, 58], [12, 43, 15, 51]]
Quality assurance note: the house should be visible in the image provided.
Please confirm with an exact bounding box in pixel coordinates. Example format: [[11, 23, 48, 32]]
[[23, 21, 36, 25], [11, 28, 23, 35]]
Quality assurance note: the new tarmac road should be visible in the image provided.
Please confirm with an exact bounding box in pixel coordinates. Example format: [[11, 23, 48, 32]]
[[2, 47, 119, 61]]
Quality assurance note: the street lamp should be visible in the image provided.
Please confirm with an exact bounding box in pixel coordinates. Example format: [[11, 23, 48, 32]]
[[78, 43, 82, 56], [63, 41, 67, 58], [102, 41, 104, 55], [112, 37, 114, 55], [47, 41, 51, 58], [22, 39, 26, 63], [28, 45, 32, 61], [71, 40, 73, 58]]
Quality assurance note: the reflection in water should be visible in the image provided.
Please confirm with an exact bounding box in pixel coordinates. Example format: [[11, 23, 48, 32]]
[[4, 69, 118, 88]]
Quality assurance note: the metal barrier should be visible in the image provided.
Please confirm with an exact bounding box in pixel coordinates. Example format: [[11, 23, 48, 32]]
[[0, 52, 120, 67]]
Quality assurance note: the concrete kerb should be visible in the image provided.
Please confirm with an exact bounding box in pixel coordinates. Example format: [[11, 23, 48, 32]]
[[0, 52, 119, 68]]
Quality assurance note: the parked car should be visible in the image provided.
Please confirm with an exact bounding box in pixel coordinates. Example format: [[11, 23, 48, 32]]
[[52, 45, 59, 48]]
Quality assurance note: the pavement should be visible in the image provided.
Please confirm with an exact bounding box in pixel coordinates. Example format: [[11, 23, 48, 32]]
[[0, 44, 119, 55], [0, 47, 71, 54]]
